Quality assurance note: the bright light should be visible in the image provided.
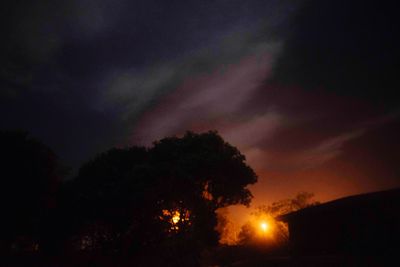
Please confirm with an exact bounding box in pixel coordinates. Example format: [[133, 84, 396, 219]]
[[172, 211, 180, 224], [260, 221, 269, 232]]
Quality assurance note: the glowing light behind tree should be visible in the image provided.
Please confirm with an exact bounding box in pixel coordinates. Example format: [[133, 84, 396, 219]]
[[160, 209, 191, 233]]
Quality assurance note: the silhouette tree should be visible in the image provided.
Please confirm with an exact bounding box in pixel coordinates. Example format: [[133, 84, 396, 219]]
[[150, 131, 256, 208], [149, 131, 257, 247], [238, 192, 319, 246], [0, 131, 60, 254], [59, 131, 257, 265], [52, 147, 150, 254], [258, 192, 320, 218]]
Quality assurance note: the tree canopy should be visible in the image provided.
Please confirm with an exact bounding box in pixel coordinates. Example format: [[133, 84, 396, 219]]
[[0, 131, 60, 252], [55, 131, 257, 264]]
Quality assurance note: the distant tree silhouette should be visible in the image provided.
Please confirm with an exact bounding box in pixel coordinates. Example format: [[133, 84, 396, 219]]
[[238, 192, 319, 246], [258, 192, 320, 217], [59, 131, 257, 266], [0, 131, 60, 254]]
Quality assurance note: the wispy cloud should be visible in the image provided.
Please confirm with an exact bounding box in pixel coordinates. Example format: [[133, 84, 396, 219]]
[[292, 130, 365, 169], [90, 26, 282, 146], [129, 49, 279, 145]]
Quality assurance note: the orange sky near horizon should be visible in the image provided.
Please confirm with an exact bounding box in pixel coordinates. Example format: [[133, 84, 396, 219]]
[[228, 144, 400, 228]]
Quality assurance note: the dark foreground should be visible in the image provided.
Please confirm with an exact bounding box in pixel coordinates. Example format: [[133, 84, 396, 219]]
[[2, 245, 398, 267], [202, 245, 398, 267]]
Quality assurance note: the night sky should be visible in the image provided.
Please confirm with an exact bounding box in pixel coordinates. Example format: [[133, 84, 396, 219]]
[[2, 0, 400, 223]]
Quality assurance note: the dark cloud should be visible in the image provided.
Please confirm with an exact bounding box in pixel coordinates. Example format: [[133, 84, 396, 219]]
[[0, 89, 120, 170], [262, 0, 400, 172], [270, 0, 400, 110], [238, 0, 400, 207], [0, 0, 297, 171]]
